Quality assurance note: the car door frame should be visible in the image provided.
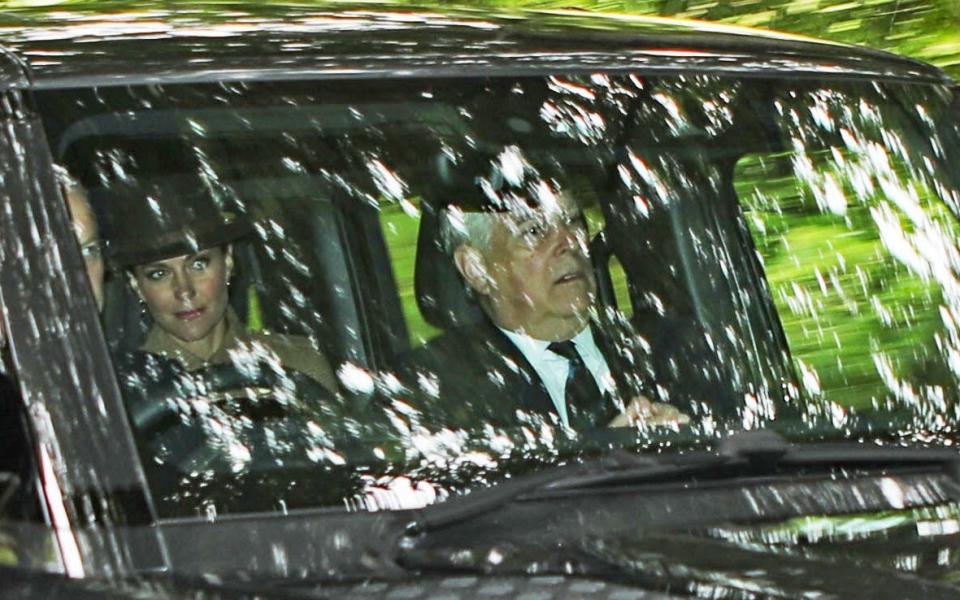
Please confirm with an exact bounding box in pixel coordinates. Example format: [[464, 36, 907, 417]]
[[0, 71, 167, 577]]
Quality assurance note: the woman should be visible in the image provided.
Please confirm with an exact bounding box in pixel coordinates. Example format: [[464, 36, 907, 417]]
[[110, 177, 338, 394]]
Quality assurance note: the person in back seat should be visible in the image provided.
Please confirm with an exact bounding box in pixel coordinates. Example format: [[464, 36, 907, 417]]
[[109, 177, 338, 394], [0, 166, 101, 521], [58, 166, 106, 313]]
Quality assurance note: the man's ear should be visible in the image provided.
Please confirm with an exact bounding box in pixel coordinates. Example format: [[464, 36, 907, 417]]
[[453, 244, 493, 296]]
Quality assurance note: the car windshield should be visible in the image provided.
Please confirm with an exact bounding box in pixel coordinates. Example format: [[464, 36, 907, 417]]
[[35, 72, 960, 518]]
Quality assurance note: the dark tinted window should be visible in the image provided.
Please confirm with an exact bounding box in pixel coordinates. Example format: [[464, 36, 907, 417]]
[[34, 74, 960, 517]]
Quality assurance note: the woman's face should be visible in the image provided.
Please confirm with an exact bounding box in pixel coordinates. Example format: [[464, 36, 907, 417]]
[[132, 246, 233, 345]]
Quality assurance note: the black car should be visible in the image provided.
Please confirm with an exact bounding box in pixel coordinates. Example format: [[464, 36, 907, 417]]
[[4, 2, 960, 597]]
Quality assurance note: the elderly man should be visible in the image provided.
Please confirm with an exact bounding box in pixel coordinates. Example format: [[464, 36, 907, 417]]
[[406, 147, 687, 431]]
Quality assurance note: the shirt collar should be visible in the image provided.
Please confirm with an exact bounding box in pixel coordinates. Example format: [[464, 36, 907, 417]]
[[498, 323, 595, 361]]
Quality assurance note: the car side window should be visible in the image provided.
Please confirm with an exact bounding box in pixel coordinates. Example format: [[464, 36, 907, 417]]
[[378, 198, 440, 349], [735, 83, 960, 425]]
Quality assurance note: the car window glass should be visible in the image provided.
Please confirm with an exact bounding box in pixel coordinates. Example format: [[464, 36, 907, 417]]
[[736, 82, 960, 428], [32, 74, 960, 518], [379, 198, 439, 347]]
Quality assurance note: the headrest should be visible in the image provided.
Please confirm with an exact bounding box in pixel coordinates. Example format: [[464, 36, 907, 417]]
[[431, 144, 570, 215], [413, 198, 487, 330]]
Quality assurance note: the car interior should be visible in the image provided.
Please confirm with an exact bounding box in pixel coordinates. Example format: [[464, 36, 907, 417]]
[[37, 75, 802, 426], [15, 71, 956, 518]]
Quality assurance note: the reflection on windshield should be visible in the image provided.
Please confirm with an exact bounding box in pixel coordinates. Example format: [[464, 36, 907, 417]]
[[33, 73, 960, 516]]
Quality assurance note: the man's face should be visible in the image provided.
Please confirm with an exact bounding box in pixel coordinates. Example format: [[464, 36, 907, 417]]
[[66, 188, 105, 312], [460, 192, 596, 341]]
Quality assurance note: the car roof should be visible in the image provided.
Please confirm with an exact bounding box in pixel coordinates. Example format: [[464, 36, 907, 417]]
[[0, 1, 951, 90]]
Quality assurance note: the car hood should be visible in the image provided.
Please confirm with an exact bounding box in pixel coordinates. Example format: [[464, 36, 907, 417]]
[[8, 481, 960, 598], [376, 439, 960, 598]]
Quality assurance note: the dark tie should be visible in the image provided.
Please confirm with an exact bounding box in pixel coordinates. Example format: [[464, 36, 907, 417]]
[[547, 340, 604, 429]]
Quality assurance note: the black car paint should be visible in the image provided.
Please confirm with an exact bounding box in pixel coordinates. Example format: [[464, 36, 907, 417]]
[[0, 2, 948, 90]]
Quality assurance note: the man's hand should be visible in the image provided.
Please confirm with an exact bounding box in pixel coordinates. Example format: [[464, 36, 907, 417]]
[[608, 395, 690, 428]]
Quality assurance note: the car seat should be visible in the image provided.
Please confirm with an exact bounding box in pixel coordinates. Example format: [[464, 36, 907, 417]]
[[412, 197, 487, 331]]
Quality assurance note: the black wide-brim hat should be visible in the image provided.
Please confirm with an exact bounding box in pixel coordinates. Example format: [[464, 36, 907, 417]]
[[107, 176, 253, 267]]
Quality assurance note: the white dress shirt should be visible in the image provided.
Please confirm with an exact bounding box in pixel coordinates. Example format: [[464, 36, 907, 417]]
[[499, 326, 615, 428]]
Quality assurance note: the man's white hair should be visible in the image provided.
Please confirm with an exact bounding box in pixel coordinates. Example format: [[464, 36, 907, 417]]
[[440, 205, 495, 255]]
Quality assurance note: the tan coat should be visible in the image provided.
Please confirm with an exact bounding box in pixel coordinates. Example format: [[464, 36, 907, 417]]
[[140, 308, 337, 394]]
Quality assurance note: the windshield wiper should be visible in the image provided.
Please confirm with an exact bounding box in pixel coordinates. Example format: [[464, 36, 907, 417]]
[[403, 452, 724, 536], [403, 430, 960, 536]]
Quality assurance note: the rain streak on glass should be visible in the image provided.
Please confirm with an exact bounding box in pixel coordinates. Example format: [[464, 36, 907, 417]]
[[24, 71, 960, 520], [738, 82, 960, 430]]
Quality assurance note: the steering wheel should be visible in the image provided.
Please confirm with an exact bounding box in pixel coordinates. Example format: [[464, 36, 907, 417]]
[[116, 351, 341, 471]]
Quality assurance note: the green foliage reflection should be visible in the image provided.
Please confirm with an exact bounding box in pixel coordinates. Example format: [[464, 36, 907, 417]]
[[398, 0, 960, 79], [738, 144, 958, 419]]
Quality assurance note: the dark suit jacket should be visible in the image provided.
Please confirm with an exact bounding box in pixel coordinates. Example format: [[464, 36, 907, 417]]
[[401, 314, 658, 430]]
